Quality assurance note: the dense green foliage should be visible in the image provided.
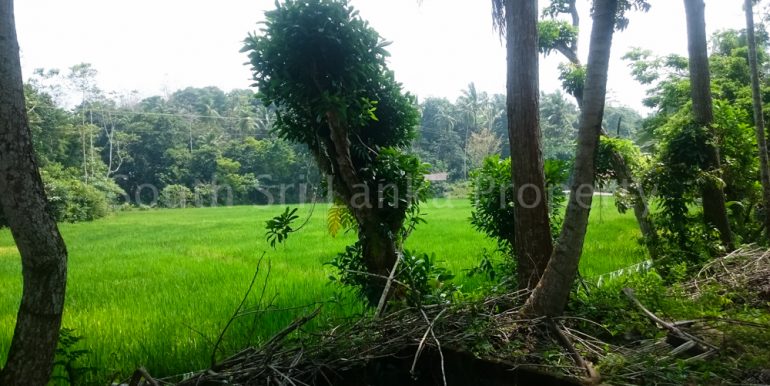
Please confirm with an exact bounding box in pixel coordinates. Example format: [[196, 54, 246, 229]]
[[626, 28, 770, 277], [10, 62, 639, 230], [21, 66, 317, 215], [469, 156, 569, 253]]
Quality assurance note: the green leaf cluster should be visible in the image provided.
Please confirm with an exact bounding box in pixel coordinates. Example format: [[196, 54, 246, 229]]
[[469, 155, 569, 252], [538, 20, 578, 56], [265, 207, 300, 248], [242, 0, 419, 158]]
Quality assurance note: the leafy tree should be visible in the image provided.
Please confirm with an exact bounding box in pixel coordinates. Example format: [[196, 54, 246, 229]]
[[603, 105, 643, 140], [540, 90, 579, 160], [160, 184, 193, 208], [243, 0, 427, 302], [0, 0, 68, 383], [24, 85, 77, 168], [470, 156, 568, 253], [415, 97, 468, 180], [466, 127, 501, 170]]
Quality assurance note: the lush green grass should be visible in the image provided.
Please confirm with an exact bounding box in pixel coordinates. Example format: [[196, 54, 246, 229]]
[[0, 197, 646, 381]]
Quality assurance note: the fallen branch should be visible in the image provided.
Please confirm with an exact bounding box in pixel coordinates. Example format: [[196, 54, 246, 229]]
[[623, 287, 718, 351], [262, 306, 323, 363], [128, 367, 159, 386], [550, 320, 600, 385]]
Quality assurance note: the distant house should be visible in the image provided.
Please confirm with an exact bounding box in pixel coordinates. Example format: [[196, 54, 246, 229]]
[[425, 172, 448, 182]]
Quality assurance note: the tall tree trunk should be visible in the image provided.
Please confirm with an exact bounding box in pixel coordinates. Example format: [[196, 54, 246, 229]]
[[522, 0, 618, 317], [325, 112, 399, 304], [0, 0, 69, 384], [744, 0, 770, 235], [545, 4, 660, 262], [683, 0, 735, 249], [506, 0, 554, 290]]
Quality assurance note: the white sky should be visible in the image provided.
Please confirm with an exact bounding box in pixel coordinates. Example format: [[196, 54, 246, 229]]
[[14, 0, 752, 113]]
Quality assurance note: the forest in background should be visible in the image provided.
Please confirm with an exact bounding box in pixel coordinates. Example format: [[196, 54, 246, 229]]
[[8, 64, 643, 223]]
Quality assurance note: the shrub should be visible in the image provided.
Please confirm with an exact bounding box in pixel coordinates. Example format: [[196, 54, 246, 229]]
[[327, 244, 455, 306], [41, 165, 113, 223], [43, 173, 109, 223], [160, 184, 193, 208], [469, 155, 569, 251], [1, 164, 118, 225]]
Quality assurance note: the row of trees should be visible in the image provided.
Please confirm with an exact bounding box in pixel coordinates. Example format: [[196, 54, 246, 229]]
[[9, 63, 646, 219], [23, 73, 316, 208], [417, 88, 642, 180], [1, 66, 646, 230]]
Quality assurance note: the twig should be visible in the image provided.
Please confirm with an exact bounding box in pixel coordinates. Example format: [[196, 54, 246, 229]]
[[410, 308, 447, 376], [549, 320, 600, 385], [268, 365, 301, 386], [344, 269, 412, 291], [375, 252, 402, 318], [623, 288, 718, 351], [420, 309, 448, 386], [262, 307, 323, 359], [211, 253, 266, 367], [128, 367, 160, 386]]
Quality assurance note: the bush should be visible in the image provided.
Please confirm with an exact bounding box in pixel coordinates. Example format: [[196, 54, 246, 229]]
[[193, 183, 234, 207], [469, 155, 569, 251], [43, 172, 109, 223], [1, 164, 120, 226], [160, 184, 193, 208], [327, 244, 455, 306]]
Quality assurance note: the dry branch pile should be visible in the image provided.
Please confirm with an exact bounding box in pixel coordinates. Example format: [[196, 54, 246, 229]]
[[687, 244, 770, 304], [139, 292, 697, 385], [139, 291, 594, 385]]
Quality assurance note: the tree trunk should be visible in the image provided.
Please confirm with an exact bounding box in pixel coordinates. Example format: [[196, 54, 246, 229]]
[[506, 0, 554, 290], [325, 112, 400, 304], [359, 219, 399, 304], [522, 0, 618, 317], [547, 6, 660, 262], [744, 0, 770, 235], [683, 0, 734, 249], [0, 0, 69, 384]]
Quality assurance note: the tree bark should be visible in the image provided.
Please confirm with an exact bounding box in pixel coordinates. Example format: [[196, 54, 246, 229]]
[[506, 0, 554, 290], [522, 0, 618, 317], [545, 9, 659, 260], [744, 0, 770, 235], [359, 219, 399, 303], [325, 111, 399, 304], [0, 0, 69, 384], [683, 0, 734, 249]]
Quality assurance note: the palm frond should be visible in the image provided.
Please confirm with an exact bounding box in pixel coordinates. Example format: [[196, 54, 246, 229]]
[[491, 0, 506, 35]]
